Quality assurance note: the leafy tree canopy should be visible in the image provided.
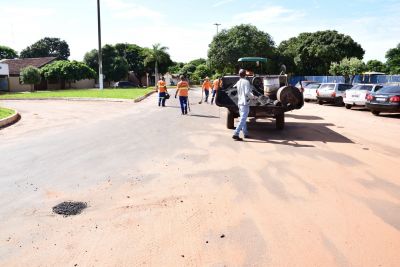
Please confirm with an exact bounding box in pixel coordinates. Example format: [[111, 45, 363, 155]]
[[20, 66, 41, 90], [188, 58, 206, 67], [208, 24, 277, 74], [279, 30, 365, 75], [40, 60, 96, 82], [20, 37, 70, 60], [329, 57, 366, 82], [0, 45, 18, 60], [365, 60, 386, 73], [385, 43, 400, 74], [143, 44, 173, 76]]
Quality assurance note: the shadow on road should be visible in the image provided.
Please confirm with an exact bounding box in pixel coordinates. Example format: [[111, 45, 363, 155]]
[[285, 114, 324, 120], [189, 114, 219, 119], [244, 121, 353, 146]]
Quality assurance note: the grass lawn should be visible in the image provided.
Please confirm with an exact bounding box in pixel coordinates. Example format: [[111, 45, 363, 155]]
[[0, 88, 154, 100], [0, 107, 15, 120]]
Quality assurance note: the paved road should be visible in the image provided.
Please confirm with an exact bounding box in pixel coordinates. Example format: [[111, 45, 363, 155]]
[[1, 90, 399, 266]]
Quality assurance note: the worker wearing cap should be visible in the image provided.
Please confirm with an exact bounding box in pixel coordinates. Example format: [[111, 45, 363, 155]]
[[155, 77, 168, 107], [232, 69, 255, 141], [175, 75, 190, 115], [211, 77, 222, 105], [202, 77, 212, 103]]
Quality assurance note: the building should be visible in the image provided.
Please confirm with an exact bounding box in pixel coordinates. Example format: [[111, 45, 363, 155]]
[[0, 63, 9, 91], [0, 57, 95, 92]]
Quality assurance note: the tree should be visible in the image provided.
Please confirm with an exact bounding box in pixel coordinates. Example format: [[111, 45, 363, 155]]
[[208, 24, 277, 74], [115, 43, 146, 85], [188, 58, 207, 67], [20, 66, 41, 91], [168, 62, 185, 74], [0, 45, 18, 60], [193, 64, 213, 79], [83, 45, 129, 84], [385, 43, 400, 74], [329, 57, 366, 83], [179, 63, 196, 77], [365, 60, 386, 73], [143, 43, 172, 83], [278, 30, 365, 75], [20, 37, 70, 60], [40, 60, 96, 88]]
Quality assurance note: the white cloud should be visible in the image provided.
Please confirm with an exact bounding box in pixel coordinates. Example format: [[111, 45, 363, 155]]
[[103, 0, 161, 19], [234, 6, 305, 24], [213, 0, 235, 7]]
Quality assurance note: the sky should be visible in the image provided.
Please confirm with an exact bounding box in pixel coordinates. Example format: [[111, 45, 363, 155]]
[[1, 0, 399, 63]]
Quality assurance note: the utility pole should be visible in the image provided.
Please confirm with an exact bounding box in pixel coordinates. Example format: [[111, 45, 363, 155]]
[[214, 23, 221, 35], [97, 0, 103, 90]]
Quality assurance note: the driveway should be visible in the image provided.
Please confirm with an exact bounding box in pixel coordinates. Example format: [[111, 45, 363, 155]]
[[1, 90, 399, 266]]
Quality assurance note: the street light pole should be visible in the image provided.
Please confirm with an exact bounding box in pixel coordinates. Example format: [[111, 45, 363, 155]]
[[214, 23, 221, 35], [97, 0, 103, 90]]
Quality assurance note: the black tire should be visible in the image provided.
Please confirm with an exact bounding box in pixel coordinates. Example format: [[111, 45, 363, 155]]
[[318, 100, 323, 105], [305, 99, 310, 102], [345, 104, 352, 109], [371, 110, 380, 116], [227, 110, 235, 129], [337, 97, 344, 106], [276, 113, 284, 130]]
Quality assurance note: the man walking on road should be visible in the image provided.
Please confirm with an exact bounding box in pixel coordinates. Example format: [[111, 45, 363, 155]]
[[175, 75, 190, 115], [211, 77, 222, 105], [156, 77, 168, 107], [202, 77, 212, 103], [232, 69, 255, 141]]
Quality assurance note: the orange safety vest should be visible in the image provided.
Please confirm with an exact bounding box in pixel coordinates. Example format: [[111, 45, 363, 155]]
[[202, 80, 212, 90], [177, 81, 189, 97], [157, 80, 167, 93], [213, 79, 222, 90]]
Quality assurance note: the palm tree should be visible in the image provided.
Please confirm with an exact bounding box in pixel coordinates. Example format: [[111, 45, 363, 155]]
[[144, 43, 169, 85]]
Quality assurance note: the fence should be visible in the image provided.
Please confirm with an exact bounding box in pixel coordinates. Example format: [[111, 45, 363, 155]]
[[289, 75, 400, 86]]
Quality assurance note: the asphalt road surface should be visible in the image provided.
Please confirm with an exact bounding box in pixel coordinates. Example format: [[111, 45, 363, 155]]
[[1, 89, 400, 266]]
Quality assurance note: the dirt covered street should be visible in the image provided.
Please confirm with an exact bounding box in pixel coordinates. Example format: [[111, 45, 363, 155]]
[[1, 90, 400, 266]]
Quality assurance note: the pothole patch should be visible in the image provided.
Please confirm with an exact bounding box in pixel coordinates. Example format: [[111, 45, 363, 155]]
[[52, 201, 87, 217]]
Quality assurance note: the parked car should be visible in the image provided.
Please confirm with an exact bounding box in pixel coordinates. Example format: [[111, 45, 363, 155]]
[[366, 85, 400, 116], [114, 81, 136, 88], [343, 84, 383, 109], [316, 83, 353, 105], [303, 83, 321, 102], [295, 81, 318, 92]]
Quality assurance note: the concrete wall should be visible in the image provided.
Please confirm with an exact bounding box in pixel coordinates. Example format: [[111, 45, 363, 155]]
[[9, 76, 32, 92], [72, 79, 95, 89]]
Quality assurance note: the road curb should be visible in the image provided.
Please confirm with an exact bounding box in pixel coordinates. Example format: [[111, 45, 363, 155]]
[[0, 110, 20, 129], [134, 91, 156, 103], [0, 92, 157, 103]]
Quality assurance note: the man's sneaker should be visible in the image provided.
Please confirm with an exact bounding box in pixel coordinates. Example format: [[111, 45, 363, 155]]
[[232, 135, 243, 141]]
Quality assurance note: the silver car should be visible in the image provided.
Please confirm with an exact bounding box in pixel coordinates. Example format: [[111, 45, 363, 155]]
[[317, 83, 353, 105], [344, 84, 383, 109], [303, 83, 321, 102]]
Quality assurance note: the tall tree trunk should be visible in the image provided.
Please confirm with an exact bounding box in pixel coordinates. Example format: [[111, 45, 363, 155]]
[[155, 61, 159, 85]]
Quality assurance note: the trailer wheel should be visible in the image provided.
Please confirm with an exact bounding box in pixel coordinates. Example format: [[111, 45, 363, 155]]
[[345, 104, 352, 109], [227, 110, 235, 129], [276, 114, 284, 130]]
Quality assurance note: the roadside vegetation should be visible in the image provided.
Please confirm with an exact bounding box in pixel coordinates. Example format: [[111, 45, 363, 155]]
[[0, 107, 15, 119], [0, 88, 152, 100]]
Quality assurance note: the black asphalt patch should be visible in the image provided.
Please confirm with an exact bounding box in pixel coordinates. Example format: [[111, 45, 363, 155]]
[[52, 201, 87, 217]]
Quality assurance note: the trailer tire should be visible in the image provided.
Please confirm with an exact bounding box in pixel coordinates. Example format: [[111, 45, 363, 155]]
[[276, 113, 284, 130], [345, 104, 352, 109], [227, 110, 235, 129]]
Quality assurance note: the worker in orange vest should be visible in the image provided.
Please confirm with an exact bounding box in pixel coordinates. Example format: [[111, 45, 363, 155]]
[[211, 77, 222, 105], [175, 75, 190, 115], [155, 76, 168, 107], [202, 77, 212, 103]]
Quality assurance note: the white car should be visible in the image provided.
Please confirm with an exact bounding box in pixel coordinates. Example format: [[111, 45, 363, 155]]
[[303, 83, 321, 102], [344, 84, 383, 109], [317, 83, 353, 105]]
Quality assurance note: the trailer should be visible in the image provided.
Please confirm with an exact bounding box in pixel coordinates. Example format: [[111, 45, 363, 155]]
[[215, 57, 304, 130]]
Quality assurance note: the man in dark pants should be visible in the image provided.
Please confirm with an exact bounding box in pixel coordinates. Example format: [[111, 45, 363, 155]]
[[175, 75, 190, 115], [156, 77, 167, 107]]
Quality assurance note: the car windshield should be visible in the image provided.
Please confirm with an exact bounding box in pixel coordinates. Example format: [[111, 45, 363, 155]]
[[306, 83, 320, 89], [319, 84, 335, 90], [377, 86, 400, 94], [352, 85, 373, 91]]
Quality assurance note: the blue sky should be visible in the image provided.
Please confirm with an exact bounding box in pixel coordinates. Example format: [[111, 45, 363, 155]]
[[1, 0, 399, 63]]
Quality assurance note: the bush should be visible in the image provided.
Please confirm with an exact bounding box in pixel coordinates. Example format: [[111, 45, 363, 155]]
[[20, 66, 41, 91]]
